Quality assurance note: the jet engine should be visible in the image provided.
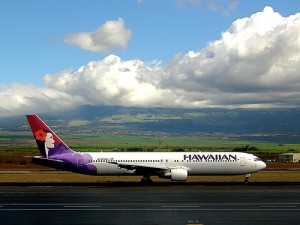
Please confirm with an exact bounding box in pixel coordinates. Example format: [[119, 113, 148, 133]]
[[171, 168, 188, 181], [160, 168, 188, 181]]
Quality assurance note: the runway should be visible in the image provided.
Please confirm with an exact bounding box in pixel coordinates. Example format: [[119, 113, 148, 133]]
[[0, 184, 300, 225]]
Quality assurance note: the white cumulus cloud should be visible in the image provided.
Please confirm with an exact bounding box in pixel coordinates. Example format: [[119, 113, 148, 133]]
[[43, 55, 166, 107], [0, 83, 85, 116], [161, 6, 300, 107], [64, 18, 132, 53], [1, 7, 300, 117]]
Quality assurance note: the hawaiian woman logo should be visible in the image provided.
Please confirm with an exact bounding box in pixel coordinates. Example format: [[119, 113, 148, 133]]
[[34, 129, 55, 158]]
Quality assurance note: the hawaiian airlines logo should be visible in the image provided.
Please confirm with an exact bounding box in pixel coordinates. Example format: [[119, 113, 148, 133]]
[[34, 129, 55, 158], [183, 154, 237, 162], [35, 130, 47, 141], [33, 129, 97, 174]]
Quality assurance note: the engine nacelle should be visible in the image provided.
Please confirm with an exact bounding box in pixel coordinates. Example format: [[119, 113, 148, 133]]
[[159, 168, 188, 181], [170, 168, 188, 181]]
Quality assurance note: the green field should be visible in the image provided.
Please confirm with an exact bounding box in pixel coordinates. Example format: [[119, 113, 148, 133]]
[[0, 132, 299, 154]]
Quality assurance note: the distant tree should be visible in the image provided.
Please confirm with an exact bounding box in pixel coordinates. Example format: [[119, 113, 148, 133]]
[[171, 148, 185, 152], [248, 146, 259, 151], [232, 145, 254, 152], [232, 148, 242, 152], [126, 147, 143, 152], [243, 145, 250, 151]]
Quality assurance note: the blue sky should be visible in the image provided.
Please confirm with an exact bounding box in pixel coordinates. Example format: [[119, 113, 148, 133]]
[[1, 0, 300, 116], [1, 0, 298, 84]]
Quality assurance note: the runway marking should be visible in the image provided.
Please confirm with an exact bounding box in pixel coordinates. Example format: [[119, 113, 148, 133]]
[[162, 205, 199, 208], [2, 208, 300, 211], [64, 205, 102, 208], [260, 205, 298, 208], [260, 203, 299, 208]]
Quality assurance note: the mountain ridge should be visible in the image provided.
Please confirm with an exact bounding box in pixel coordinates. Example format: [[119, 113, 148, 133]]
[[1, 106, 300, 142]]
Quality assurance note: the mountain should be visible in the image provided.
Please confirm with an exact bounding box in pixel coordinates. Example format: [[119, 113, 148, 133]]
[[1, 106, 300, 142]]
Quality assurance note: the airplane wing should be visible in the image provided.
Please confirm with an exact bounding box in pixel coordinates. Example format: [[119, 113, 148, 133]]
[[108, 162, 190, 181], [108, 162, 169, 174]]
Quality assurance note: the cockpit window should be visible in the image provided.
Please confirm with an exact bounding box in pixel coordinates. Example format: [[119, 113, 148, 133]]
[[254, 157, 262, 161]]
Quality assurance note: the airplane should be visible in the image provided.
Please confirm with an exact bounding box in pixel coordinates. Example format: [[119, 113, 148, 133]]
[[26, 115, 266, 184]]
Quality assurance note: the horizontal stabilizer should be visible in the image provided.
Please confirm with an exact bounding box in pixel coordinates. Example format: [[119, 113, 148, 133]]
[[31, 156, 63, 169]]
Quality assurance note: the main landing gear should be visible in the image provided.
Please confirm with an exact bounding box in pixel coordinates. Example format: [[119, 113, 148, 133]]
[[141, 176, 153, 184], [244, 174, 251, 184]]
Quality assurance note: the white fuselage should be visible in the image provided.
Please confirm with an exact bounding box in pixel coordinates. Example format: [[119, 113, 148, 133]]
[[83, 152, 266, 176], [26, 115, 267, 182]]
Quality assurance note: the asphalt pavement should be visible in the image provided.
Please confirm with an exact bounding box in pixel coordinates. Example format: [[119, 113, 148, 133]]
[[0, 184, 300, 225]]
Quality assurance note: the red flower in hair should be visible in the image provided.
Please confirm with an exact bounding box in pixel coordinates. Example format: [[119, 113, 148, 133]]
[[35, 129, 47, 141]]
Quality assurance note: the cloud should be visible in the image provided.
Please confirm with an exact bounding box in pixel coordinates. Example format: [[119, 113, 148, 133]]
[[0, 83, 85, 116], [64, 18, 132, 53], [43, 55, 162, 106], [161, 6, 300, 105], [1, 6, 300, 117]]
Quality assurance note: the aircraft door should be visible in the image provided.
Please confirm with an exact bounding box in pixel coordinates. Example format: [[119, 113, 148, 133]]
[[160, 159, 168, 164], [240, 157, 245, 166]]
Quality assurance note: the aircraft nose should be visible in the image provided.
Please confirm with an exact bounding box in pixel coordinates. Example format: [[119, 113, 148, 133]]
[[259, 161, 266, 170]]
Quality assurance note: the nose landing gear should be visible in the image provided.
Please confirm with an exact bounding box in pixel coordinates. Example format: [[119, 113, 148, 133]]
[[244, 174, 251, 184]]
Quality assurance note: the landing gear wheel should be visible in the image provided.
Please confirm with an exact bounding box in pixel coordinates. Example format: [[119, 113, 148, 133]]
[[141, 177, 153, 184], [244, 174, 250, 184]]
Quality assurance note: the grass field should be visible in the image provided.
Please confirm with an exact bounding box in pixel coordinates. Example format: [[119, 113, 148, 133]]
[[1, 132, 300, 183], [1, 131, 300, 166], [1, 132, 300, 153]]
